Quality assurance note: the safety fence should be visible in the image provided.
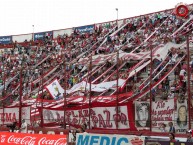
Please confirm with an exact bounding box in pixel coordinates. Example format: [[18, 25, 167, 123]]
[[0, 129, 192, 145]]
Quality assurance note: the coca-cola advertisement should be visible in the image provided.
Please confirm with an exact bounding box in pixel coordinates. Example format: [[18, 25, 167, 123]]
[[0, 132, 67, 145]]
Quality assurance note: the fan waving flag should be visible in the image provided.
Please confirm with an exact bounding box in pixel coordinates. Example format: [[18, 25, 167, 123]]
[[45, 79, 64, 100]]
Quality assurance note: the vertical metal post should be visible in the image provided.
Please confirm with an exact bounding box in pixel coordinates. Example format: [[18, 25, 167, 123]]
[[19, 66, 23, 128], [116, 8, 118, 26], [63, 57, 66, 129], [187, 35, 191, 130], [149, 45, 153, 132], [89, 52, 92, 129], [116, 50, 119, 129], [40, 68, 44, 127], [32, 25, 34, 41], [2, 60, 5, 125]]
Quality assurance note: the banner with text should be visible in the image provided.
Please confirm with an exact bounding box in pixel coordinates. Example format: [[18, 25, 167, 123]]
[[135, 101, 150, 130], [151, 99, 175, 132], [76, 133, 145, 145], [0, 36, 12, 44], [0, 106, 31, 124], [176, 99, 188, 133], [34, 31, 53, 41], [0, 132, 67, 145], [75, 25, 94, 34], [43, 104, 130, 129]]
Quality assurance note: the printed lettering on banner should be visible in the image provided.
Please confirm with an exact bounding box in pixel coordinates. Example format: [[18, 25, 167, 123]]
[[76, 133, 145, 145], [0, 106, 30, 124], [0, 132, 67, 145], [43, 105, 129, 129], [0, 36, 12, 44], [75, 25, 94, 33], [151, 99, 175, 132], [34, 31, 53, 41]]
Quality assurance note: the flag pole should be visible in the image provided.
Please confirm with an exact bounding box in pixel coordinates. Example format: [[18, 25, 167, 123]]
[[40, 68, 44, 127], [116, 49, 119, 130], [89, 52, 92, 129], [19, 59, 23, 128], [149, 44, 153, 132], [2, 58, 5, 125], [63, 57, 67, 129], [186, 34, 191, 130]]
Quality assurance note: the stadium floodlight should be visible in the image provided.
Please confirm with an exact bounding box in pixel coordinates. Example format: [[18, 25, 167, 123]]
[[115, 8, 118, 20], [32, 25, 34, 41]]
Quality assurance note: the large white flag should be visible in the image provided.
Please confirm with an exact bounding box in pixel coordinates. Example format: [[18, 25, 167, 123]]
[[45, 79, 64, 100]]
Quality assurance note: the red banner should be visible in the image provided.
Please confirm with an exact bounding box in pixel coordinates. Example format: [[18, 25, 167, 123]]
[[0, 132, 67, 145]]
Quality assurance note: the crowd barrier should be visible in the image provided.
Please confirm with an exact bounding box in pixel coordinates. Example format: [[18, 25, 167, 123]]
[[0, 128, 191, 145], [145, 140, 192, 145]]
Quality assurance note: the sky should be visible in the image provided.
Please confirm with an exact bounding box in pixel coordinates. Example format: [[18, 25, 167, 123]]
[[0, 0, 192, 36]]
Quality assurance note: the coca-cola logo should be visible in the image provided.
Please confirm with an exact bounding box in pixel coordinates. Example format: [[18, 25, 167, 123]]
[[38, 137, 67, 145], [8, 135, 36, 145], [0, 133, 67, 145]]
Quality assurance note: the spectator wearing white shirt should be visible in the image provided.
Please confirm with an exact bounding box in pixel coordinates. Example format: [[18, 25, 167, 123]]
[[19, 119, 28, 133]]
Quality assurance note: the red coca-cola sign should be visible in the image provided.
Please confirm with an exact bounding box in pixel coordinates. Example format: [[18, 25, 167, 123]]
[[0, 132, 67, 145]]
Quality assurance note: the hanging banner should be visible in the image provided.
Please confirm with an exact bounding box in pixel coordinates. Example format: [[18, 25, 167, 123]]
[[0, 36, 12, 44], [0, 132, 67, 145], [75, 25, 94, 34], [45, 79, 64, 100], [151, 99, 175, 132], [67, 79, 126, 94], [34, 31, 53, 41], [0, 106, 31, 125], [135, 101, 150, 129], [176, 99, 188, 133], [76, 133, 145, 145], [43, 104, 130, 129]]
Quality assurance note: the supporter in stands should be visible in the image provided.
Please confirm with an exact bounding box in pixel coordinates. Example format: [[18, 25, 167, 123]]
[[159, 123, 167, 132], [186, 130, 193, 142], [81, 123, 87, 132], [6, 121, 17, 132], [169, 133, 176, 142], [19, 119, 28, 133], [168, 122, 175, 133], [71, 124, 87, 142]]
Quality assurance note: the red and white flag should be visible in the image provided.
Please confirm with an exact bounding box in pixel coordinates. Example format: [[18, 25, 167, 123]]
[[45, 79, 64, 100]]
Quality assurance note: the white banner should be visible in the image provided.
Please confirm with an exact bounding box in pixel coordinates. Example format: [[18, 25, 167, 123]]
[[67, 79, 126, 94], [151, 99, 175, 132], [0, 106, 31, 124], [43, 105, 129, 129], [45, 79, 64, 100], [135, 101, 150, 129], [176, 99, 188, 133], [76, 133, 145, 145]]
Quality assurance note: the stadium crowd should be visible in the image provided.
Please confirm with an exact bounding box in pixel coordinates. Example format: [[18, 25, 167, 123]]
[[0, 6, 192, 108]]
